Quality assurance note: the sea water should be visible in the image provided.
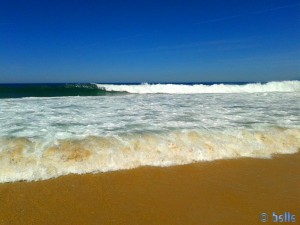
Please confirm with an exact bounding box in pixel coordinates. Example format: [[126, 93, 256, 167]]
[[0, 81, 299, 182]]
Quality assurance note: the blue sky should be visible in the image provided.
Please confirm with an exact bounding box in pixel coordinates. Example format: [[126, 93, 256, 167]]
[[0, 0, 299, 83]]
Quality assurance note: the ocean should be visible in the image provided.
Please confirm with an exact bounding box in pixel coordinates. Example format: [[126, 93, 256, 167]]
[[0, 80, 299, 183]]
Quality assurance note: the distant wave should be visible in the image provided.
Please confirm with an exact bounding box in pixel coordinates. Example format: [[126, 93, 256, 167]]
[[0, 81, 299, 98], [0, 83, 118, 98], [97, 81, 300, 94]]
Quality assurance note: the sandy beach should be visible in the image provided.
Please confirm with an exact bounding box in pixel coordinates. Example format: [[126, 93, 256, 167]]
[[0, 152, 299, 225]]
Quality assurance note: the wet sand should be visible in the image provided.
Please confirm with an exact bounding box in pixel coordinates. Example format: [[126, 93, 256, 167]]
[[0, 152, 299, 225]]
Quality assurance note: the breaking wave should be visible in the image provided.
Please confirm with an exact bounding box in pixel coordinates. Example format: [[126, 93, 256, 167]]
[[0, 128, 299, 183], [1, 81, 299, 98], [0, 83, 118, 98], [97, 80, 300, 94]]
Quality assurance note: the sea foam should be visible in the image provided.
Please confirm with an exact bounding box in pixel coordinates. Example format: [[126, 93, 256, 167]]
[[0, 82, 299, 183], [0, 128, 299, 183], [96, 80, 300, 94]]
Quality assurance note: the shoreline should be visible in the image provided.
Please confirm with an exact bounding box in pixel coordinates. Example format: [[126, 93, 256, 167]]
[[1, 152, 299, 225]]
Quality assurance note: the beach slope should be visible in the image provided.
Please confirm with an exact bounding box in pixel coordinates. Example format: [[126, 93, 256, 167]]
[[0, 152, 299, 225]]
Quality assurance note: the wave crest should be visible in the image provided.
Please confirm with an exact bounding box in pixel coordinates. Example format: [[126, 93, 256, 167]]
[[96, 81, 300, 94]]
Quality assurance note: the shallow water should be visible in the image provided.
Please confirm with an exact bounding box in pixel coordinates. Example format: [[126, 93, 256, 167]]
[[0, 82, 299, 182]]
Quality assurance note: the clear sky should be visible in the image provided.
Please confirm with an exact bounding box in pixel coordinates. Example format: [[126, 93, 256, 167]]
[[0, 0, 299, 83]]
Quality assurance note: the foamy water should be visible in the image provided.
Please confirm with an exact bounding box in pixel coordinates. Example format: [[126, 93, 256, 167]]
[[96, 80, 300, 94], [0, 81, 299, 182]]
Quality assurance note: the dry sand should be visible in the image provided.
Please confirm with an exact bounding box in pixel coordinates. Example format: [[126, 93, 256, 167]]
[[0, 152, 299, 225]]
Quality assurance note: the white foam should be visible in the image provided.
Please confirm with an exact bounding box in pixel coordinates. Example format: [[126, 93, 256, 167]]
[[0, 128, 299, 183], [96, 81, 300, 94], [0, 83, 299, 183]]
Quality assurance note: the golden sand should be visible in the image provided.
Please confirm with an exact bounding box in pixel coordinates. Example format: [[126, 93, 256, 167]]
[[0, 152, 299, 225]]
